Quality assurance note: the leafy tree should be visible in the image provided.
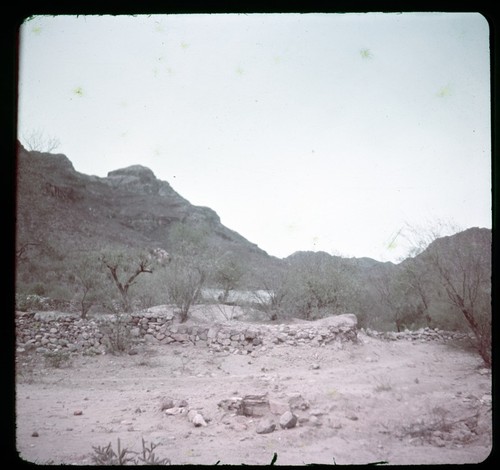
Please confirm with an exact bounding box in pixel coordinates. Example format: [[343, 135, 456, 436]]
[[164, 222, 212, 322], [164, 258, 206, 323], [283, 252, 357, 320], [251, 265, 290, 321], [212, 252, 245, 303], [70, 255, 107, 318], [373, 266, 430, 332]]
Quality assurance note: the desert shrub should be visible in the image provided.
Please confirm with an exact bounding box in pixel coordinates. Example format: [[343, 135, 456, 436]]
[[164, 259, 206, 323], [282, 253, 358, 321], [43, 350, 72, 368], [15, 293, 50, 311], [373, 376, 393, 392], [91, 438, 171, 465], [99, 314, 133, 354]]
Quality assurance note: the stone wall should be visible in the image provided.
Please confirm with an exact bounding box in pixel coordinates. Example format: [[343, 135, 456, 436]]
[[362, 327, 473, 342], [15, 310, 359, 355]]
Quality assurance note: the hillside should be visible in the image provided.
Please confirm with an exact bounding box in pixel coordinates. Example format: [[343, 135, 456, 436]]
[[16, 142, 271, 262], [15, 143, 491, 336]]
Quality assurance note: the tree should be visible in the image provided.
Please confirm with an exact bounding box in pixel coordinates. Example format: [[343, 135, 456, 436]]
[[283, 253, 357, 320], [22, 129, 61, 153], [164, 258, 206, 323], [164, 222, 212, 322], [402, 223, 491, 366], [419, 229, 491, 366], [71, 255, 106, 319], [251, 264, 290, 321], [100, 250, 155, 313], [373, 265, 430, 332], [212, 252, 245, 303]]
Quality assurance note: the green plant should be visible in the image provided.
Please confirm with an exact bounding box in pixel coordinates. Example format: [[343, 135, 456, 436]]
[[91, 438, 171, 465]]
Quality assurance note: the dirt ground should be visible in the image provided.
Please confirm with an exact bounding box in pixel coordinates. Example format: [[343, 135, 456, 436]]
[[15, 325, 492, 466]]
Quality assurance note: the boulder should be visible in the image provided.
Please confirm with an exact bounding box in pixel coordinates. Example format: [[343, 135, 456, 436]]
[[279, 411, 298, 429], [256, 418, 276, 434], [191, 413, 207, 427], [160, 398, 175, 411]]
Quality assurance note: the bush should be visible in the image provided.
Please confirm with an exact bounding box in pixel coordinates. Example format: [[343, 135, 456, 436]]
[[43, 350, 72, 368], [99, 314, 134, 354], [15, 293, 50, 312], [91, 438, 171, 465]]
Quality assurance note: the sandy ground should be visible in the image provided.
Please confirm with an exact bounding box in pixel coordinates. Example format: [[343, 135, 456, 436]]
[[15, 327, 492, 466]]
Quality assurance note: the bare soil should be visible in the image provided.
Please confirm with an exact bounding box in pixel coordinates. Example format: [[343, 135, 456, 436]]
[[15, 327, 492, 466]]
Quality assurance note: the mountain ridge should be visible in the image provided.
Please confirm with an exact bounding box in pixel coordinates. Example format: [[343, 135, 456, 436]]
[[16, 142, 270, 261]]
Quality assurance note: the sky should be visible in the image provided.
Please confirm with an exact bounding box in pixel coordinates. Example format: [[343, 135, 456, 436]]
[[17, 12, 491, 262]]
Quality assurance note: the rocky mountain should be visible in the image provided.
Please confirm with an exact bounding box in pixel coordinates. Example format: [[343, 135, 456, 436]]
[[15, 142, 271, 263], [15, 142, 491, 333]]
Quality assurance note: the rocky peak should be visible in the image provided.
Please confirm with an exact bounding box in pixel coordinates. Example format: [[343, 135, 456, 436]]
[[107, 165, 156, 183], [105, 165, 161, 194]]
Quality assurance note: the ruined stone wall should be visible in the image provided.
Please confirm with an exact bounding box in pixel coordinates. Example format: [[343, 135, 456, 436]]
[[15, 310, 359, 356], [362, 327, 472, 342]]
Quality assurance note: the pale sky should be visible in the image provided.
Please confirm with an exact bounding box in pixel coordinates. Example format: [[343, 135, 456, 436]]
[[17, 13, 491, 262]]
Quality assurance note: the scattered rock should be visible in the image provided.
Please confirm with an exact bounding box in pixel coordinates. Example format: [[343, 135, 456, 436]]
[[346, 412, 358, 421], [288, 394, 310, 411], [218, 397, 243, 413], [310, 363, 320, 370], [31, 431, 39, 437], [241, 394, 270, 417], [192, 414, 208, 427], [279, 411, 298, 429], [164, 407, 181, 415], [256, 418, 276, 434], [160, 398, 175, 411], [73, 410, 83, 416]]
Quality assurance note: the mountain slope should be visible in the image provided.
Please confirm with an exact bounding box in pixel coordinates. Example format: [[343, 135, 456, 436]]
[[16, 142, 270, 262]]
